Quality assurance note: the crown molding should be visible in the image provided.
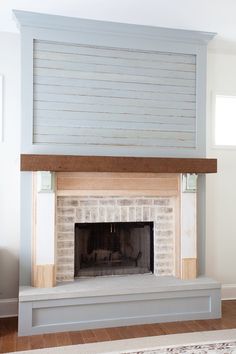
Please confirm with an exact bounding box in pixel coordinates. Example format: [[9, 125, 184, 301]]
[[13, 10, 216, 45]]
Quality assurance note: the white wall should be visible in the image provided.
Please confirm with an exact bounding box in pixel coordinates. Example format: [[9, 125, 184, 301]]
[[206, 51, 236, 299], [0, 32, 20, 316]]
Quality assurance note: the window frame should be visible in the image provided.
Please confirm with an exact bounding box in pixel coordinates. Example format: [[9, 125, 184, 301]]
[[212, 92, 236, 150]]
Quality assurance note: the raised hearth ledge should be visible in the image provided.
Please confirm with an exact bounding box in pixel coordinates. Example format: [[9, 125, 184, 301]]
[[18, 274, 221, 336], [19, 274, 220, 302], [20, 154, 217, 173]]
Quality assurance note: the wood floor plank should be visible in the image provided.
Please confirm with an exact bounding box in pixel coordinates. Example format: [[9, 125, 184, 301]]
[[140, 324, 159, 336], [93, 328, 110, 342], [149, 323, 167, 336], [43, 333, 58, 347], [69, 331, 84, 345], [113, 325, 134, 339], [159, 321, 191, 334], [15, 336, 31, 351], [80, 329, 96, 341], [82, 336, 98, 344], [55, 332, 72, 346], [30, 334, 45, 350], [0, 335, 16, 353], [105, 327, 123, 340]]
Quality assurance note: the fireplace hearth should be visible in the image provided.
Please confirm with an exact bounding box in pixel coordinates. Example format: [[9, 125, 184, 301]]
[[74, 222, 154, 277]]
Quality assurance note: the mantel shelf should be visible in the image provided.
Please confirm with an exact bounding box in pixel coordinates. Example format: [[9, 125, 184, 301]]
[[20, 154, 217, 173]]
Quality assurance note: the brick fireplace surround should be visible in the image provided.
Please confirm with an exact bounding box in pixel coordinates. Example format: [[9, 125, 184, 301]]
[[57, 195, 176, 282]]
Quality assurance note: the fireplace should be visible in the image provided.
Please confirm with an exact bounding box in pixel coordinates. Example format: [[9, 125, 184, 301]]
[[56, 191, 177, 282], [15, 9, 221, 336], [18, 169, 220, 336], [74, 221, 154, 277]]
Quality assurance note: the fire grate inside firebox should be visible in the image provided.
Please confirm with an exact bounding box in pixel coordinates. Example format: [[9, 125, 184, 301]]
[[74, 222, 154, 277]]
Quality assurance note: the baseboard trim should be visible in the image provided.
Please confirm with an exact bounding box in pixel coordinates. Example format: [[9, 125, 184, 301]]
[[222, 284, 236, 300], [0, 298, 18, 318]]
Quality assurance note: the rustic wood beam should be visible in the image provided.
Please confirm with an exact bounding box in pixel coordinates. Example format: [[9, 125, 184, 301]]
[[20, 154, 217, 173]]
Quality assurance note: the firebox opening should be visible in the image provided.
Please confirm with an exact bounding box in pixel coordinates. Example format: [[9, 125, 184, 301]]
[[74, 222, 154, 277]]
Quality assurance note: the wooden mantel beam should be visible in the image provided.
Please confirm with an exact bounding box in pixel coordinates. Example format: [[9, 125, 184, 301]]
[[20, 154, 217, 173]]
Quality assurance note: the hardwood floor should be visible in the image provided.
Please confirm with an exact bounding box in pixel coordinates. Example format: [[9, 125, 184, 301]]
[[0, 300, 236, 353]]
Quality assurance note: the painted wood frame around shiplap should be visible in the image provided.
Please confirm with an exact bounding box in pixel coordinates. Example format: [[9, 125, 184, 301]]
[[14, 10, 216, 157]]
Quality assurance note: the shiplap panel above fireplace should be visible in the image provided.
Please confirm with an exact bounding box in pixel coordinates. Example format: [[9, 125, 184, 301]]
[[14, 10, 215, 157], [33, 40, 196, 149]]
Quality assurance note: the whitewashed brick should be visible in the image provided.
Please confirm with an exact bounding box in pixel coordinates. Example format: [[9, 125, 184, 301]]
[[153, 199, 171, 206], [98, 207, 106, 222], [156, 207, 173, 213], [56, 195, 176, 280], [57, 240, 74, 248], [57, 274, 74, 282], [84, 208, 91, 222], [76, 208, 84, 221], [106, 207, 115, 222], [57, 232, 74, 240], [57, 224, 74, 233], [135, 198, 153, 205], [114, 207, 121, 222], [143, 206, 150, 221], [128, 207, 136, 221], [90, 207, 98, 222], [79, 199, 98, 206], [58, 198, 78, 207], [156, 215, 173, 221], [99, 199, 116, 206], [57, 207, 75, 216], [135, 207, 142, 221], [157, 223, 174, 230], [57, 256, 74, 264], [117, 199, 134, 206], [57, 216, 75, 224], [121, 207, 128, 221], [57, 264, 74, 272]]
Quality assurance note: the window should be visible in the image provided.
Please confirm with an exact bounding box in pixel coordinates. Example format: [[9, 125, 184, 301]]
[[215, 95, 236, 146], [0, 75, 2, 142]]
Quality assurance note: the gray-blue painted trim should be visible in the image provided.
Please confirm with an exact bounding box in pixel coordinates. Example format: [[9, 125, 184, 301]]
[[18, 279, 221, 335], [14, 10, 215, 157], [13, 10, 216, 45]]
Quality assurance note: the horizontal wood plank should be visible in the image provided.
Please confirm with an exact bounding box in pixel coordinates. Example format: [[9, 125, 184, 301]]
[[34, 101, 196, 117], [34, 92, 196, 110], [20, 155, 217, 173], [34, 84, 195, 102], [35, 67, 195, 87], [34, 110, 195, 124], [34, 76, 196, 94], [33, 134, 195, 148], [57, 173, 179, 192], [56, 189, 178, 197], [34, 50, 196, 71], [34, 40, 196, 64], [34, 117, 195, 132], [34, 58, 196, 80]]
